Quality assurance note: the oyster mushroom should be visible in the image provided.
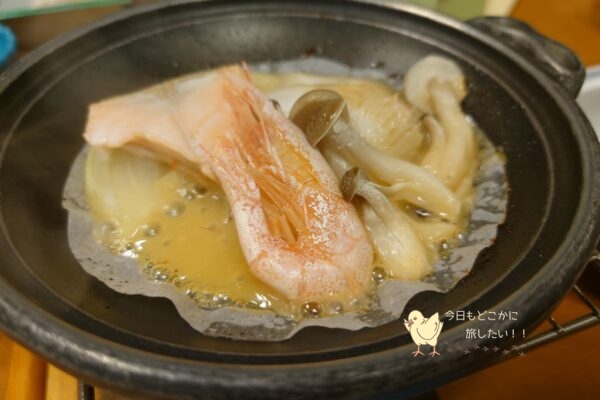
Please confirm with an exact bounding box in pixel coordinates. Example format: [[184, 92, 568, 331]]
[[403, 55, 466, 114], [420, 115, 446, 176], [289, 89, 461, 221], [404, 55, 476, 189], [340, 167, 431, 280], [428, 80, 477, 190]]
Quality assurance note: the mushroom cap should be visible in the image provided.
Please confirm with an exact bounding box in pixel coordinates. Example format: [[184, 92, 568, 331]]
[[403, 55, 466, 114], [340, 167, 371, 202], [289, 89, 349, 146]]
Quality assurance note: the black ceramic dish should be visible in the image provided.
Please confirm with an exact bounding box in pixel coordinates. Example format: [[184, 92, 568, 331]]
[[0, 1, 599, 399]]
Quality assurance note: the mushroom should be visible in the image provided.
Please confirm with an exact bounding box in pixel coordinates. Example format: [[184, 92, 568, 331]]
[[404, 55, 476, 190], [428, 80, 476, 190], [319, 145, 353, 180], [340, 167, 431, 280], [420, 115, 446, 176], [289, 89, 461, 221], [403, 55, 466, 114]]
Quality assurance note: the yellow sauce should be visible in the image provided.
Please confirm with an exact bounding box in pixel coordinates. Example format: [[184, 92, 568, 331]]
[[87, 150, 372, 319], [84, 71, 479, 321]]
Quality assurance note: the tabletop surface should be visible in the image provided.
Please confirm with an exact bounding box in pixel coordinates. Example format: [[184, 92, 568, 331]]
[[0, 0, 599, 399]]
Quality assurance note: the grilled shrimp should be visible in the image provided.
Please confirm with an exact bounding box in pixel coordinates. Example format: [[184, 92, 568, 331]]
[[83, 65, 373, 300]]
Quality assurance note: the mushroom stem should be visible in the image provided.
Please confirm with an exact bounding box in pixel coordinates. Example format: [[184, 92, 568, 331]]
[[289, 88, 462, 221], [327, 118, 460, 221], [320, 145, 352, 180], [403, 55, 466, 114], [341, 167, 432, 280], [421, 115, 447, 176], [429, 80, 476, 190]]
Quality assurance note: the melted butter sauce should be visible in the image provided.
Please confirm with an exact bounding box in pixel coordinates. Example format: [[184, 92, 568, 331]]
[[85, 71, 478, 321], [89, 154, 373, 319]]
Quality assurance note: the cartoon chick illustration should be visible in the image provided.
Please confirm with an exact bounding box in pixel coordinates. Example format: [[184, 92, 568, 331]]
[[404, 310, 444, 357]]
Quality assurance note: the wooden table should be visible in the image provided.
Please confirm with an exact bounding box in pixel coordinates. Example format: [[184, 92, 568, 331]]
[[1, 0, 599, 398]]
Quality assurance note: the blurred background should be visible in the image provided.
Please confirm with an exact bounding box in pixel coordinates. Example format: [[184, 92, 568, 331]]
[[0, 0, 517, 60]]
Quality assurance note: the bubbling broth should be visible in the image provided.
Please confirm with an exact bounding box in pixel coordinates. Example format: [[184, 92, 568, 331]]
[[67, 55, 508, 340], [86, 147, 373, 318], [83, 63, 477, 321]]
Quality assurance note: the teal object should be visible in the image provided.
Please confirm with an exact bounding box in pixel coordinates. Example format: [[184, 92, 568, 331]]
[[0, 23, 16, 67], [0, 0, 130, 20]]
